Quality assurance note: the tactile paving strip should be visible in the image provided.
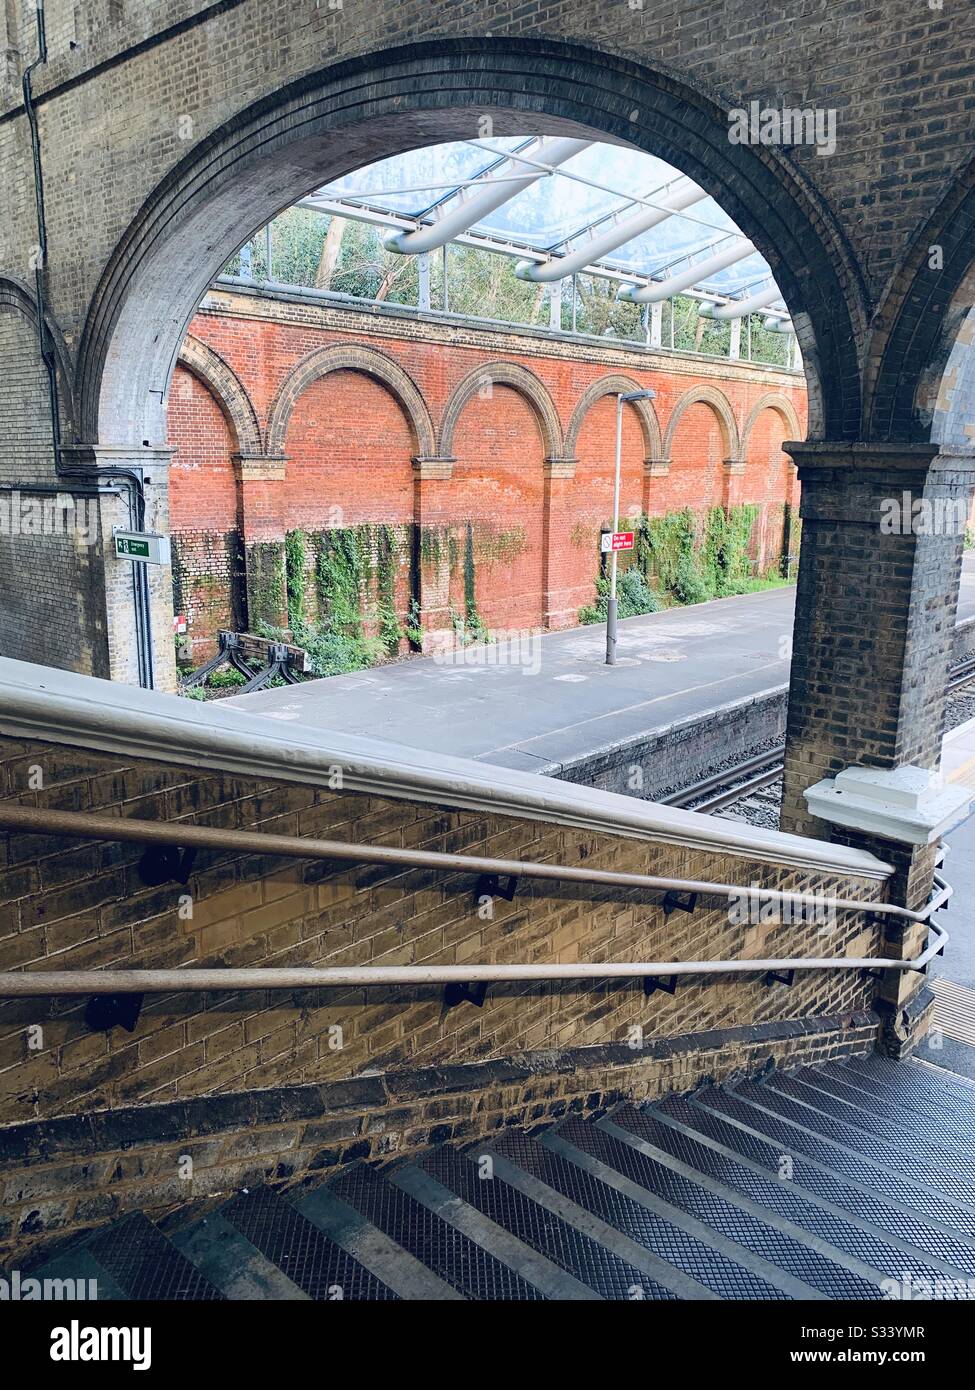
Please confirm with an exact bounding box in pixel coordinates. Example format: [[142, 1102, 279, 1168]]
[[651, 1096, 975, 1274], [696, 1086, 975, 1236], [492, 1129, 788, 1300], [734, 1079, 975, 1203], [561, 1115, 885, 1299], [611, 1107, 971, 1292], [421, 1145, 678, 1300], [763, 1072, 975, 1171], [85, 1211, 224, 1301], [330, 1163, 543, 1300], [221, 1187, 398, 1301]]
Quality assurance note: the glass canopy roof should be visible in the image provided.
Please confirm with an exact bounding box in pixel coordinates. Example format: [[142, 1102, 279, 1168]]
[[316, 139, 784, 306]]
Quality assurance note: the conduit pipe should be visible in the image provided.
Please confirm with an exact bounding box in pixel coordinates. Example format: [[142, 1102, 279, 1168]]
[[383, 137, 589, 255], [514, 178, 709, 283], [618, 239, 756, 304]]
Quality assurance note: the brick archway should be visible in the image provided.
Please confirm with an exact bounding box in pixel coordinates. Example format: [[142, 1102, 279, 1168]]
[[77, 38, 863, 452], [265, 343, 435, 459], [662, 384, 741, 462], [0, 275, 77, 442], [438, 362, 564, 461], [865, 154, 975, 443], [565, 374, 662, 461], [740, 392, 803, 456], [177, 336, 262, 456]]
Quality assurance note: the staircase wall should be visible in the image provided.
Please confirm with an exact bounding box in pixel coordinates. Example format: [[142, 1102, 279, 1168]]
[[0, 727, 887, 1256]]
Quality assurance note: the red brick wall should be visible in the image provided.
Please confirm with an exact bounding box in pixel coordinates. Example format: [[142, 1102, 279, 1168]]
[[167, 292, 807, 657], [167, 366, 242, 638]]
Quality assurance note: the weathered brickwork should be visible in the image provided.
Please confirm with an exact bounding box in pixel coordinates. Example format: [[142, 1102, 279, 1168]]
[[0, 731, 883, 1132], [0, 1010, 880, 1263], [167, 287, 805, 658]]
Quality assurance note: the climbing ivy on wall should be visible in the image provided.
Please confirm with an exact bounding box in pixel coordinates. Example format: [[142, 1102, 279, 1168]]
[[580, 503, 790, 625], [246, 541, 286, 630], [285, 529, 307, 628]]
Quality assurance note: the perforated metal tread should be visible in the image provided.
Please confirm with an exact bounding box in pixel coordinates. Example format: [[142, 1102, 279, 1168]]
[[756, 1061, 973, 1184], [762, 1072, 975, 1175], [220, 1186, 398, 1301], [696, 1085, 975, 1231], [610, 1105, 974, 1292], [329, 1162, 543, 1300], [789, 1066, 975, 1139], [651, 1094, 975, 1274], [492, 1128, 789, 1300], [732, 1077, 975, 1203], [420, 1143, 679, 1300], [84, 1211, 224, 1301], [562, 1113, 887, 1298], [841, 1056, 975, 1112]]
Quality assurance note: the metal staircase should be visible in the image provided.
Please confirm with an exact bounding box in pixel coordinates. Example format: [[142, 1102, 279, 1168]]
[[20, 1056, 975, 1300]]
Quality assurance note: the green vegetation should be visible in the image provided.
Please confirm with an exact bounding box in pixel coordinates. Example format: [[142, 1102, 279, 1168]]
[[580, 503, 794, 625]]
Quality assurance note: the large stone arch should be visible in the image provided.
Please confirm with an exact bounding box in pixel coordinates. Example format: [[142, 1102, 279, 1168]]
[[740, 392, 804, 456], [177, 336, 263, 456], [0, 275, 78, 443], [76, 38, 863, 451], [265, 343, 435, 459], [865, 153, 975, 443], [565, 374, 663, 461], [438, 362, 564, 460], [661, 384, 741, 462]]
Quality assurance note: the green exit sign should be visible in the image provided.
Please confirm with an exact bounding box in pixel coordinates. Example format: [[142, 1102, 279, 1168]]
[[113, 530, 171, 565]]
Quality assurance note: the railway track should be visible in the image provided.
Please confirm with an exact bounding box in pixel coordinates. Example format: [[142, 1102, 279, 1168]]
[[664, 653, 975, 815]]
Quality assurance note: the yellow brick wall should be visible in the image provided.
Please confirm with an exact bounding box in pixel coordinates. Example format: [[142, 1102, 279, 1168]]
[[0, 733, 884, 1126]]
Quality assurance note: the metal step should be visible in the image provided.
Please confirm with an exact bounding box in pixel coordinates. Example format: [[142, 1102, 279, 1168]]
[[491, 1127, 789, 1299], [695, 1083, 975, 1231], [83, 1211, 224, 1300], [220, 1185, 398, 1301], [556, 1113, 882, 1298], [650, 1093, 975, 1274], [18, 1054, 975, 1301], [789, 1064, 975, 1138], [392, 1159, 595, 1299], [761, 1071, 975, 1176], [417, 1144, 680, 1299], [329, 1161, 543, 1300], [732, 1076, 975, 1204], [607, 1105, 975, 1291]]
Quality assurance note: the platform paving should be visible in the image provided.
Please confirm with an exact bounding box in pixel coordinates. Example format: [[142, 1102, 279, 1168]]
[[229, 559, 975, 773]]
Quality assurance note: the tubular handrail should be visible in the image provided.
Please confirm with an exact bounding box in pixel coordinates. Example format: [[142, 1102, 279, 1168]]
[[0, 803, 946, 923], [0, 799, 949, 995], [0, 918, 948, 997]]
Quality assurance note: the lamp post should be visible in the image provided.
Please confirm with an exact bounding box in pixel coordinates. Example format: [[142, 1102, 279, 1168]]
[[606, 388, 656, 666]]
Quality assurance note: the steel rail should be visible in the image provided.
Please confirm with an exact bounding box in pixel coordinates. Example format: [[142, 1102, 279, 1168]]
[[0, 804, 948, 925], [0, 919, 947, 997]]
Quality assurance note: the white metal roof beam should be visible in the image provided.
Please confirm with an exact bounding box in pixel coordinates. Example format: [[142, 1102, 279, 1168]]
[[514, 178, 709, 283], [381, 136, 589, 256], [699, 285, 786, 320], [617, 239, 757, 305]]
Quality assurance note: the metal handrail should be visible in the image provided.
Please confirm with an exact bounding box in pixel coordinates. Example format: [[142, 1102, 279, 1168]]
[[0, 805, 950, 995]]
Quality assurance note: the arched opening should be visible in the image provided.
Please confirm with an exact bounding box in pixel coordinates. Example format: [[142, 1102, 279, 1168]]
[[81, 40, 857, 452], [78, 37, 865, 692]]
